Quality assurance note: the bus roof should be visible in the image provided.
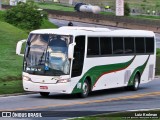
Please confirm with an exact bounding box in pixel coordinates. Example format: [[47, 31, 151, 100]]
[[30, 26, 155, 37]]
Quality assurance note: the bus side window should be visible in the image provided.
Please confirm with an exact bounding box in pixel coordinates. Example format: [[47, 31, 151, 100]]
[[100, 37, 112, 55], [146, 37, 154, 53], [71, 36, 85, 77], [87, 37, 99, 56], [124, 37, 135, 54], [113, 37, 124, 54], [135, 37, 145, 53]]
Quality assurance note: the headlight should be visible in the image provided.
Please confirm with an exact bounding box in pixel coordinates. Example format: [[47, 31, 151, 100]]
[[57, 79, 71, 83], [23, 76, 31, 81]]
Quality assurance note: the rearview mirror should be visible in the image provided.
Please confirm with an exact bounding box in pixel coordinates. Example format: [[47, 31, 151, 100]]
[[16, 39, 27, 56], [68, 43, 76, 59]]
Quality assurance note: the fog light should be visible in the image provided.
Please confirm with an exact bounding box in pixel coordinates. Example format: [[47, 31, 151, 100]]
[[57, 79, 70, 83]]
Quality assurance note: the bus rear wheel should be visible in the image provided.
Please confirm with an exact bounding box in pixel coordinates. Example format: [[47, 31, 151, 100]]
[[127, 74, 140, 91], [40, 92, 50, 97], [80, 80, 90, 98], [132, 74, 140, 90]]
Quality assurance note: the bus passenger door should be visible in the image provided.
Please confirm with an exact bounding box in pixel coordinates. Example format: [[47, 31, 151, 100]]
[[71, 36, 85, 77]]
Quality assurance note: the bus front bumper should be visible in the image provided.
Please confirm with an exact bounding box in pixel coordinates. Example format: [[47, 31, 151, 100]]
[[23, 80, 72, 94]]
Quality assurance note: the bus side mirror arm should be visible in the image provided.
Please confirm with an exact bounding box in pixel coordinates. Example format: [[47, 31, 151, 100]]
[[16, 39, 27, 56], [68, 43, 76, 59]]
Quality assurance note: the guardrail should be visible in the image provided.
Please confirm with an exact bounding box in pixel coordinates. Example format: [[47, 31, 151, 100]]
[[45, 9, 160, 27], [45, 9, 160, 33]]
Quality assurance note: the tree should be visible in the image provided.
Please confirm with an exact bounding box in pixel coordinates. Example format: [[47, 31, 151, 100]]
[[4, 1, 48, 30], [124, 2, 130, 16]]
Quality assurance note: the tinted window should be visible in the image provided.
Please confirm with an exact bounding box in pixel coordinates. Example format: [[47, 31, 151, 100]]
[[113, 37, 124, 54], [146, 37, 154, 53], [124, 37, 135, 54], [100, 37, 112, 55], [87, 37, 99, 56], [135, 37, 145, 53], [72, 36, 85, 77]]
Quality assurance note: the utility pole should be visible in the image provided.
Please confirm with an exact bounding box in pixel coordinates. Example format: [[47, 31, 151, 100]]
[[69, 0, 73, 5], [116, 0, 124, 16]]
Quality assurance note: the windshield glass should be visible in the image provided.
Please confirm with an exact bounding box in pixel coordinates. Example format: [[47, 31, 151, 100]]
[[23, 34, 72, 76]]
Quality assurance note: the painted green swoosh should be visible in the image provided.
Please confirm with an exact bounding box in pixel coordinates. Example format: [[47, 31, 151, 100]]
[[128, 55, 150, 86], [72, 56, 136, 94]]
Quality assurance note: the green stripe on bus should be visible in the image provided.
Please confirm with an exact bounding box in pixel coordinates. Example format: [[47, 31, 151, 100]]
[[127, 55, 150, 86], [72, 56, 136, 94]]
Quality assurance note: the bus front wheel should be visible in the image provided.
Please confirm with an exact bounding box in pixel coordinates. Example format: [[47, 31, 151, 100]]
[[40, 92, 50, 97], [80, 80, 90, 98]]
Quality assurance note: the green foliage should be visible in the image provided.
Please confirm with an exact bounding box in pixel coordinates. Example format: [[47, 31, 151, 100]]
[[156, 3, 160, 8], [0, 11, 5, 21], [157, 48, 160, 56], [124, 2, 130, 16], [4, 1, 48, 30], [156, 56, 160, 75]]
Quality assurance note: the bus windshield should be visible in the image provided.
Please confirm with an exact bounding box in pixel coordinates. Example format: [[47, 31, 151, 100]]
[[23, 34, 72, 76]]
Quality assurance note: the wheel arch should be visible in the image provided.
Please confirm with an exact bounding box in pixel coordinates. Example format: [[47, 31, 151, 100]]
[[128, 69, 141, 86], [136, 71, 141, 83], [83, 76, 92, 92]]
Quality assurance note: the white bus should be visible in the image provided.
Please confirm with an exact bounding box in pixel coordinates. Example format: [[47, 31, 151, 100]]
[[16, 27, 156, 97]]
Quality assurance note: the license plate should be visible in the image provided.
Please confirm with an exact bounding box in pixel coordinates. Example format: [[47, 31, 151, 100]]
[[40, 86, 48, 89]]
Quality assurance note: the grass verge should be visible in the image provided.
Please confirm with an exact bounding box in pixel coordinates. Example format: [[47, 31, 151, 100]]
[[0, 10, 57, 95], [0, 21, 27, 79], [156, 56, 160, 75], [156, 49, 160, 75], [157, 48, 160, 57], [36, 2, 74, 12], [0, 80, 24, 94], [40, 19, 58, 29]]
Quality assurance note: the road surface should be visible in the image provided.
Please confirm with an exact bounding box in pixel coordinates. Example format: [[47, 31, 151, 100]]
[[0, 78, 160, 119]]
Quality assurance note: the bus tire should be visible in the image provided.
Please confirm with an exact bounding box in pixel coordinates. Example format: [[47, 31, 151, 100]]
[[132, 74, 140, 90], [127, 74, 140, 91], [40, 92, 50, 97], [80, 80, 90, 98]]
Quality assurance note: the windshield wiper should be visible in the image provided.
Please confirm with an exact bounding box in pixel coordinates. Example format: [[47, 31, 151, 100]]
[[38, 35, 51, 66], [38, 49, 46, 65]]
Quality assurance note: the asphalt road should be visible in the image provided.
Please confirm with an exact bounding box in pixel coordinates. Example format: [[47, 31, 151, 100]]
[[0, 78, 160, 120], [49, 18, 160, 48]]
